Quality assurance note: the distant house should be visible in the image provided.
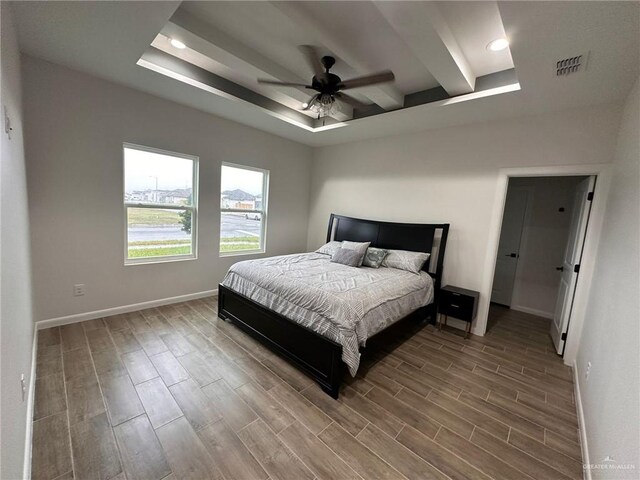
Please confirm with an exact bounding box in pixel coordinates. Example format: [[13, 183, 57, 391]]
[[162, 188, 191, 205], [125, 188, 192, 205], [221, 189, 256, 209]]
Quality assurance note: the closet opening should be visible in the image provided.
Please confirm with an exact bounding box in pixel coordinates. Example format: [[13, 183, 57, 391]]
[[489, 175, 595, 356]]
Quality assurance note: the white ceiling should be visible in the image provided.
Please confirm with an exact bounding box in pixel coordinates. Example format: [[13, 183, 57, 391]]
[[10, 1, 640, 147], [438, 1, 513, 77], [179, 1, 440, 95], [156, 0, 513, 113]]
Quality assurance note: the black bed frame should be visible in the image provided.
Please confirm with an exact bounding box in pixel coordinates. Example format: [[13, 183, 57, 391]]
[[218, 214, 449, 398]]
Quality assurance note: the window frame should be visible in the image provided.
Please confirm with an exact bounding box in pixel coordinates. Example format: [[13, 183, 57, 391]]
[[123, 142, 199, 265], [219, 162, 269, 257]]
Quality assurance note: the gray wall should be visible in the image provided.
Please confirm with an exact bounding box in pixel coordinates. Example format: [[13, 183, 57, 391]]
[[23, 56, 313, 321], [307, 104, 622, 333], [576, 78, 639, 476], [0, 3, 34, 478]]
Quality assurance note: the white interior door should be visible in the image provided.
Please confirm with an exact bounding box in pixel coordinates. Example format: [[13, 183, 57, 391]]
[[550, 176, 596, 354], [492, 187, 529, 306]]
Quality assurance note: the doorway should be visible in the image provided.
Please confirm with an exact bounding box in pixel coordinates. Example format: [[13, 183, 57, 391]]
[[489, 175, 595, 355]]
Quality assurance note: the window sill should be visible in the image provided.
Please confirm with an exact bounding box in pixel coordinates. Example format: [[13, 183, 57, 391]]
[[125, 255, 197, 266], [219, 249, 265, 258]]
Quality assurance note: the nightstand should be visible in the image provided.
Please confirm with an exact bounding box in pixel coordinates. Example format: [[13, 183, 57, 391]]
[[438, 285, 479, 338]]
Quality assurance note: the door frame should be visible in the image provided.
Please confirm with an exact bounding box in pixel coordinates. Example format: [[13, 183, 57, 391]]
[[477, 164, 612, 367]]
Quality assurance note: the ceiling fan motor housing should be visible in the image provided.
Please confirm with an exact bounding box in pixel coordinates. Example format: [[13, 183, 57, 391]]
[[309, 56, 341, 93], [312, 73, 342, 93]]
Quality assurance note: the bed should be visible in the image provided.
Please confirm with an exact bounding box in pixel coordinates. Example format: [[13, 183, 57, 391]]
[[218, 214, 449, 398]]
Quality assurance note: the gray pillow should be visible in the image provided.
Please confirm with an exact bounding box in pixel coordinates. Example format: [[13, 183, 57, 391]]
[[382, 250, 431, 274], [315, 241, 342, 257], [363, 247, 389, 268], [330, 248, 364, 267], [340, 241, 370, 266]]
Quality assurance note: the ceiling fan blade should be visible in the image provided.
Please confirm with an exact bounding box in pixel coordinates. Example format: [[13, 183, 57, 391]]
[[338, 70, 395, 90], [257, 79, 311, 87], [335, 92, 369, 109], [298, 45, 325, 77]]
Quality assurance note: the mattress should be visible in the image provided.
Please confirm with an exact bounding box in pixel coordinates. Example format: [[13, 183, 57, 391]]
[[221, 252, 434, 375]]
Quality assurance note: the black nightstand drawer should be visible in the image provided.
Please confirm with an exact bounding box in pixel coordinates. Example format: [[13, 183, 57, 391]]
[[439, 286, 479, 323], [440, 298, 474, 321]]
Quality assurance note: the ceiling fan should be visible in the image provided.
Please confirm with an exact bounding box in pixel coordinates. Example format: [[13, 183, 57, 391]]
[[257, 45, 395, 118]]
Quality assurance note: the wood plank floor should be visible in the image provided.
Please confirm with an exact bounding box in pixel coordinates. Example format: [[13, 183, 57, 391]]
[[32, 299, 582, 480]]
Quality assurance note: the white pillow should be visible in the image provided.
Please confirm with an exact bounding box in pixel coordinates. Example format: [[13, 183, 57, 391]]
[[315, 241, 342, 257], [382, 250, 430, 274], [341, 241, 371, 266]]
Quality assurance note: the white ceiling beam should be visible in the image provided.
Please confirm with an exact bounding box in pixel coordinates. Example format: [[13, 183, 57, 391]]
[[164, 9, 352, 121], [271, 1, 404, 110], [374, 1, 476, 96]]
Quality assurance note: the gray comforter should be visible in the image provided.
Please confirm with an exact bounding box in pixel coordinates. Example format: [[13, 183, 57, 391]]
[[221, 252, 434, 375]]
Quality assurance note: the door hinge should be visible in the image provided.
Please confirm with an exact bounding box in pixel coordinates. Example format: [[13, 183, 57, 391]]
[[574, 264, 580, 273], [587, 191, 594, 201], [561, 332, 567, 341]]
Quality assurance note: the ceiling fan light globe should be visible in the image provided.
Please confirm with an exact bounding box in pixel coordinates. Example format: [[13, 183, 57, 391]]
[[310, 93, 336, 118]]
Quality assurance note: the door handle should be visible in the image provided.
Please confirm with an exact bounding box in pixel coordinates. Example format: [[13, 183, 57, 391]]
[[505, 253, 517, 258], [556, 266, 564, 271]]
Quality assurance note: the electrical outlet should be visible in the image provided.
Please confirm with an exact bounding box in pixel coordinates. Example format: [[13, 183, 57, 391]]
[[585, 361, 592, 380], [21, 374, 26, 402], [73, 284, 86, 296]]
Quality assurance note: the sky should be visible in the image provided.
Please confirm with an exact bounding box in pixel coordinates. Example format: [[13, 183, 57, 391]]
[[124, 148, 265, 196], [124, 147, 193, 192], [221, 165, 264, 196]]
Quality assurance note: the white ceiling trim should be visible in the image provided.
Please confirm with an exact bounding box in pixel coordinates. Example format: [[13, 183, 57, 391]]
[[441, 82, 520, 106], [139, 42, 520, 136], [137, 55, 347, 134], [374, 1, 476, 96], [152, 33, 308, 113]]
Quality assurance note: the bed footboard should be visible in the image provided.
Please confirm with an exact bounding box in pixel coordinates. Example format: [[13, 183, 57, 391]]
[[217, 284, 344, 398]]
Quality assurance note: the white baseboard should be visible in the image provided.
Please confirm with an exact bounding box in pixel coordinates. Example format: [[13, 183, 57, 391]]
[[510, 304, 554, 319], [573, 360, 590, 480], [23, 329, 37, 479], [36, 289, 218, 330]]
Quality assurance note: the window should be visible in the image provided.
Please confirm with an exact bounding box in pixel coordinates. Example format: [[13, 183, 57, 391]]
[[220, 163, 269, 255], [124, 144, 198, 264]]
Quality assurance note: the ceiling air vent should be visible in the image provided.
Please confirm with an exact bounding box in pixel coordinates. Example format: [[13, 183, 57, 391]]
[[556, 53, 587, 76]]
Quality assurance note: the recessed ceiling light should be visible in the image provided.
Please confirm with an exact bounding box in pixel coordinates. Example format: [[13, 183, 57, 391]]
[[487, 38, 509, 52], [301, 103, 309, 109], [169, 38, 186, 49]]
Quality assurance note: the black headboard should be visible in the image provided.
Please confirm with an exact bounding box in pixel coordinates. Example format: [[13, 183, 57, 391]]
[[326, 214, 449, 293]]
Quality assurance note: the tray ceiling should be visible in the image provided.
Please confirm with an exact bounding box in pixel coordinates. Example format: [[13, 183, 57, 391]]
[[11, 1, 640, 146]]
